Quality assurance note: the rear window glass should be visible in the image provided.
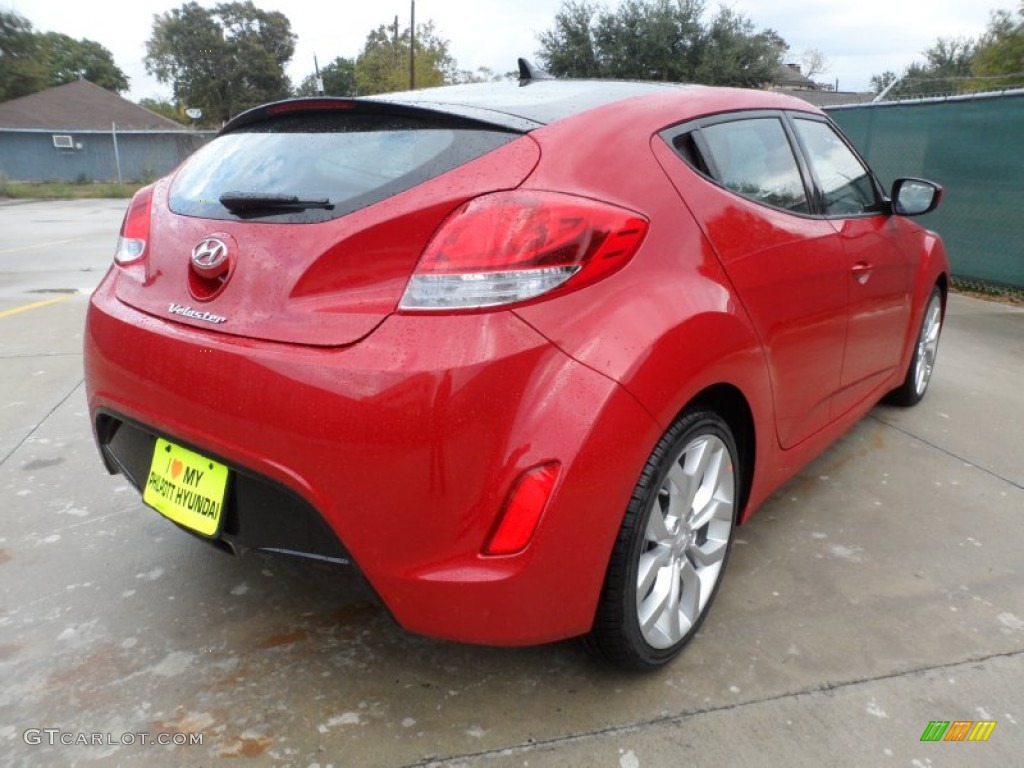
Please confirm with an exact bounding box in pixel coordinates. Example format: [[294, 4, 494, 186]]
[[169, 113, 518, 223]]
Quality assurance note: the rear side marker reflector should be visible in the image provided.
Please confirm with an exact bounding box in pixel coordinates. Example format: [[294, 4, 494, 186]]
[[484, 462, 561, 556], [400, 191, 648, 311]]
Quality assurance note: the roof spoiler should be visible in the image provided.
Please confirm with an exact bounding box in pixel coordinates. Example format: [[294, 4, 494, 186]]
[[518, 58, 555, 87]]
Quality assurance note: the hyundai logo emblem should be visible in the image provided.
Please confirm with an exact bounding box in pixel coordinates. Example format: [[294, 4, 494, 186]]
[[191, 237, 230, 279]]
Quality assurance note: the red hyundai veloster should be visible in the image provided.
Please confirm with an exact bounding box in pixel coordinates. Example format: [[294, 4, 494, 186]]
[[85, 67, 947, 669]]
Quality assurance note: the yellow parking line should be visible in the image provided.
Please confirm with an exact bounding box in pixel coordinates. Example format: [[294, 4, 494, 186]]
[[0, 296, 73, 319], [0, 237, 81, 255]]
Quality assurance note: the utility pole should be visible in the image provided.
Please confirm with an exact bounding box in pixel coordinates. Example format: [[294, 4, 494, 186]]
[[409, 1, 416, 90]]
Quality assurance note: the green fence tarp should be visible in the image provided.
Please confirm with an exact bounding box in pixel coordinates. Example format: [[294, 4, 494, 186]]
[[829, 91, 1024, 289]]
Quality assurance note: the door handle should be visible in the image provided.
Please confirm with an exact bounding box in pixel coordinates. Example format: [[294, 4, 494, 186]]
[[851, 262, 874, 285]]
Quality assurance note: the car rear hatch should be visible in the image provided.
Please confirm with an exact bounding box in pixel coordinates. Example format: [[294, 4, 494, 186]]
[[113, 99, 540, 346]]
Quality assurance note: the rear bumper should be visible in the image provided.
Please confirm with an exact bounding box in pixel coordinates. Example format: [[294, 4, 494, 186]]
[[95, 413, 351, 563], [84, 276, 659, 645]]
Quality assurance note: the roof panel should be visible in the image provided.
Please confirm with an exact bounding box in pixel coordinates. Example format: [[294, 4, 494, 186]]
[[368, 79, 698, 126]]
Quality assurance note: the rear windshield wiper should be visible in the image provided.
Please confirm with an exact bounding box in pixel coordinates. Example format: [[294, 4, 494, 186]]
[[219, 191, 334, 212]]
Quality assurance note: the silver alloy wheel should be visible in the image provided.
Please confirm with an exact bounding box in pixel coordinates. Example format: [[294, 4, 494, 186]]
[[636, 434, 735, 649], [913, 293, 943, 397]]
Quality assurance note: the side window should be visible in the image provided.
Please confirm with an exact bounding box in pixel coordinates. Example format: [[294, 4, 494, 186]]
[[793, 119, 881, 216], [699, 118, 809, 213]]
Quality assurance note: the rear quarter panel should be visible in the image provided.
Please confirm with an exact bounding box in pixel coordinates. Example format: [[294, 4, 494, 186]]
[[511, 99, 777, 522]]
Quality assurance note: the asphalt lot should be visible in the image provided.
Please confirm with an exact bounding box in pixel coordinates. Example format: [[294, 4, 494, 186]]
[[1, 199, 1022, 767]]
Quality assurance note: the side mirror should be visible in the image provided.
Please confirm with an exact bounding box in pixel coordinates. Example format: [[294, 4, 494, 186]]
[[891, 178, 942, 217]]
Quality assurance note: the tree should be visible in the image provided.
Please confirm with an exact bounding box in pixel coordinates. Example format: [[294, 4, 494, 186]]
[[0, 11, 47, 101], [871, 36, 977, 98], [355, 20, 456, 94], [39, 33, 129, 92], [594, 0, 704, 81], [537, 1, 602, 78], [693, 6, 787, 87], [145, 1, 296, 126], [1, 10, 128, 101], [138, 98, 190, 124], [800, 48, 829, 79], [295, 56, 357, 96], [872, 4, 1024, 97], [869, 70, 897, 95], [904, 37, 975, 96], [536, 0, 785, 87], [454, 66, 511, 84], [971, 4, 1024, 89]]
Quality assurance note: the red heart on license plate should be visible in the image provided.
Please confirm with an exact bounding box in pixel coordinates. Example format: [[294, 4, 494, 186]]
[[171, 459, 184, 480]]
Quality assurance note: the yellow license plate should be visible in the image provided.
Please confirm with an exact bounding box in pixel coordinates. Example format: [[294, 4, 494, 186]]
[[143, 438, 229, 537]]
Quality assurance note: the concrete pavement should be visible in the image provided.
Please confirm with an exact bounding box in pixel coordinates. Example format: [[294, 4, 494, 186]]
[[1, 200, 1021, 766]]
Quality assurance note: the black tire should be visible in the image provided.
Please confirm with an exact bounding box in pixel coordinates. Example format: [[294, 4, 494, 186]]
[[885, 286, 943, 407], [584, 409, 739, 670]]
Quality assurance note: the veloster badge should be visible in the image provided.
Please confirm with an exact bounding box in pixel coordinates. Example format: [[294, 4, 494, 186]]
[[168, 303, 227, 324]]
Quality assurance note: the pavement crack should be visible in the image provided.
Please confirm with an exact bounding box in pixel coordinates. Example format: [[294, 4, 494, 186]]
[[0, 378, 83, 468], [869, 413, 1024, 491], [403, 649, 1024, 767]]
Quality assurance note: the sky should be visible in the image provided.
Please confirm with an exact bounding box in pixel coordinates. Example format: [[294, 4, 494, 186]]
[[5, 0, 1000, 101]]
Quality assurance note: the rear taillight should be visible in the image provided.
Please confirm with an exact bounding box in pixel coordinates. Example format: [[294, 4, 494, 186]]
[[399, 191, 649, 311], [114, 185, 155, 265]]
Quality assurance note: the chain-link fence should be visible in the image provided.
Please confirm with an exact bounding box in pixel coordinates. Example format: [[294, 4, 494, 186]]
[[0, 128, 216, 184], [828, 89, 1024, 290]]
